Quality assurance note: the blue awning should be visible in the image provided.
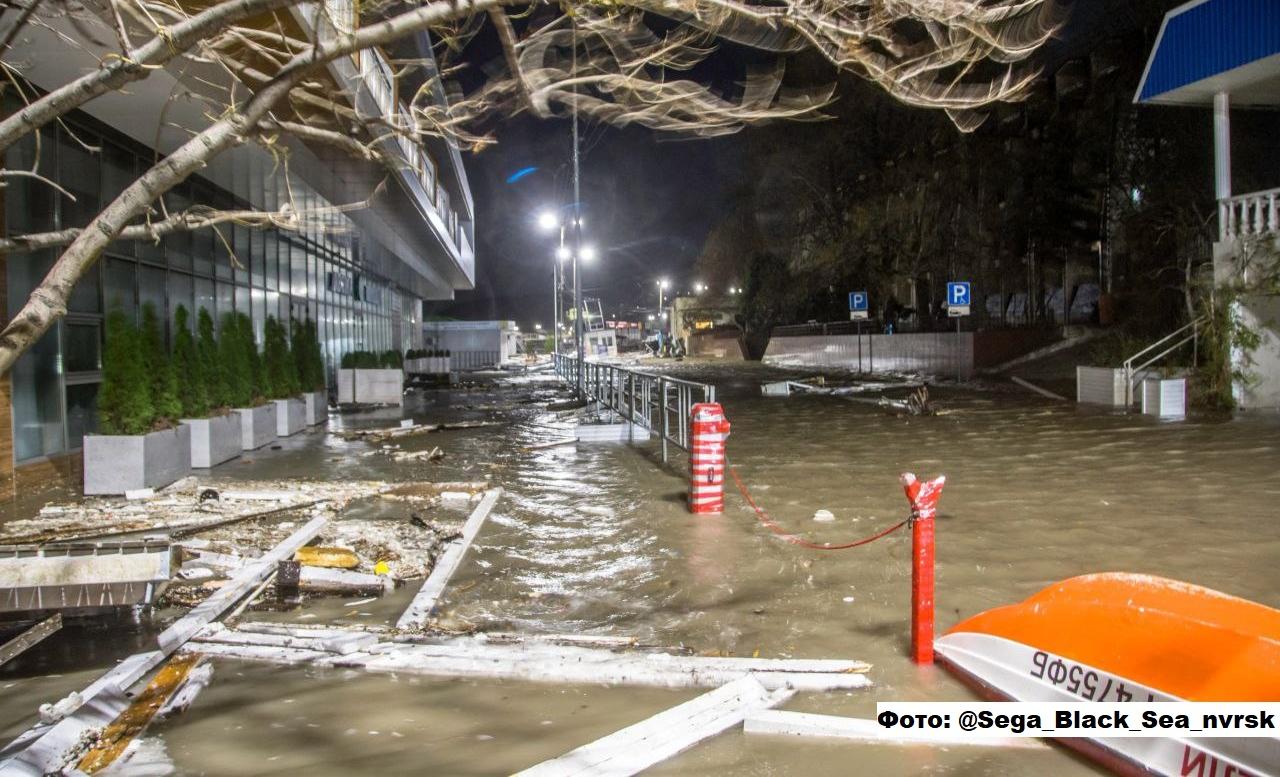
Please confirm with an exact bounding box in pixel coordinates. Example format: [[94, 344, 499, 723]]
[[1135, 0, 1280, 106]]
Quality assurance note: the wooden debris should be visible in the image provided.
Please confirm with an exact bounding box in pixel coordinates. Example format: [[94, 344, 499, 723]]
[[0, 615, 62, 669], [340, 420, 500, 444], [188, 626, 873, 692], [396, 489, 503, 630], [298, 566, 393, 594], [388, 447, 444, 463], [743, 711, 1048, 749], [1011, 376, 1069, 402], [0, 513, 332, 775], [74, 654, 206, 774], [294, 547, 360, 570], [516, 676, 793, 776]]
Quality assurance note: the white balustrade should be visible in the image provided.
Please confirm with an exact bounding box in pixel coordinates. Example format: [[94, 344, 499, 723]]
[[1219, 187, 1280, 241]]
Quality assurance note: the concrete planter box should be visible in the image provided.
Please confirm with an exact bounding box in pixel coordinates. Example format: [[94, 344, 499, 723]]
[[1141, 378, 1187, 418], [235, 404, 278, 450], [83, 425, 192, 495], [336, 368, 403, 405], [274, 398, 307, 437], [303, 391, 327, 426], [406, 357, 451, 374], [1076, 366, 1127, 407], [182, 413, 242, 468]]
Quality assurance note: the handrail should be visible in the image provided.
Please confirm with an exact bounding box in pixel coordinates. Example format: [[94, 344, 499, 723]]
[[1219, 187, 1280, 240], [552, 354, 715, 462], [1122, 317, 1204, 405]]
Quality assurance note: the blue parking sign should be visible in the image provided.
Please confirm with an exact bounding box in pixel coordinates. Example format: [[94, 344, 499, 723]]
[[848, 291, 868, 312], [947, 282, 971, 307]]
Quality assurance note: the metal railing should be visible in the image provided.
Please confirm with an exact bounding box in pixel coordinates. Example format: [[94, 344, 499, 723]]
[[1122, 317, 1204, 405], [553, 355, 715, 462]]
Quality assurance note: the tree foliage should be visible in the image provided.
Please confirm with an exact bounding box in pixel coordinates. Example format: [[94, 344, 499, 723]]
[[140, 302, 182, 423], [292, 318, 326, 392], [197, 308, 229, 409], [219, 312, 255, 408], [172, 305, 209, 418], [98, 309, 153, 435], [263, 316, 301, 399]]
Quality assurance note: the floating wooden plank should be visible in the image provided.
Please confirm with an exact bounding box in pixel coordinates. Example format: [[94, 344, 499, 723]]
[[188, 627, 872, 692], [0, 513, 330, 776], [0, 615, 61, 669], [396, 488, 502, 630], [1010, 376, 1068, 402], [743, 711, 1048, 750], [516, 677, 793, 776], [75, 654, 205, 774]]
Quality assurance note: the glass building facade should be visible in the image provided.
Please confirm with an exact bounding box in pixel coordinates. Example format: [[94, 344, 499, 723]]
[[3, 102, 428, 465]]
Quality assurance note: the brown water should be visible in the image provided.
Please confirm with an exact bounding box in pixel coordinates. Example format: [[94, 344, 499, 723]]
[[4, 362, 1280, 775]]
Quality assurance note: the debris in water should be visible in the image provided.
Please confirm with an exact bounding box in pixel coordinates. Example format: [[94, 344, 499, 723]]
[[813, 509, 835, 522]]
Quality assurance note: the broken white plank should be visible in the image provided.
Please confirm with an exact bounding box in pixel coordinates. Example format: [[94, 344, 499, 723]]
[[299, 566, 393, 594], [396, 488, 502, 630], [1010, 376, 1068, 402], [743, 711, 1048, 749], [188, 628, 871, 692], [0, 513, 330, 777], [516, 676, 793, 776], [0, 615, 62, 668]]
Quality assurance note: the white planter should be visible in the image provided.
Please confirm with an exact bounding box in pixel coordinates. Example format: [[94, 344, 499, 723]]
[[182, 413, 242, 468], [1142, 378, 1186, 418], [1076, 366, 1127, 406], [235, 404, 278, 450], [336, 368, 404, 405], [83, 425, 192, 495], [274, 398, 307, 437], [303, 390, 327, 426]]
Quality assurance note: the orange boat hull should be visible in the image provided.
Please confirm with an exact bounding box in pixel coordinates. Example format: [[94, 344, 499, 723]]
[[935, 573, 1280, 776]]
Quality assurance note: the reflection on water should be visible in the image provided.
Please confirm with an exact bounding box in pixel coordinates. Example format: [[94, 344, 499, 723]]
[[5, 364, 1280, 775]]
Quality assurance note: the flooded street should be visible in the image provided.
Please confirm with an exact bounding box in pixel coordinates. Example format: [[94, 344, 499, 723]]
[[4, 361, 1280, 775]]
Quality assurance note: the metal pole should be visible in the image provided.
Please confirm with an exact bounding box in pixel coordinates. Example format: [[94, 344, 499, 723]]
[[552, 256, 559, 357], [571, 19, 585, 398]]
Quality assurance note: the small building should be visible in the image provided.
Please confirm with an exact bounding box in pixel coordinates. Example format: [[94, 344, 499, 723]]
[[423, 321, 520, 369], [1136, 0, 1280, 408]]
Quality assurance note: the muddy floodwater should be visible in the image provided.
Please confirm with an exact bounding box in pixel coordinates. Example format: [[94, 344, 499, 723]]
[[4, 361, 1280, 775]]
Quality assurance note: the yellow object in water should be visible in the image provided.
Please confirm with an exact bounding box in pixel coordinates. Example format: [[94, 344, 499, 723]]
[[373, 560, 391, 576], [294, 546, 360, 570]]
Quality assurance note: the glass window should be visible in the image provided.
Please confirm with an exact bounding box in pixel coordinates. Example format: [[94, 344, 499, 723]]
[[265, 231, 278, 291], [232, 220, 251, 286], [216, 281, 234, 322], [11, 327, 63, 461], [139, 265, 167, 340], [292, 241, 307, 298], [194, 276, 215, 324], [59, 132, 101, 234], [103, 257, 136, 318], [64, 322, 101, 372], [65, 383, 99, 451], [249, 229, 264, 287], [169, 272, 194, 335], [4, 130, 56, 236], [164, 187, 193, 272], [67, 260, 101, 314]]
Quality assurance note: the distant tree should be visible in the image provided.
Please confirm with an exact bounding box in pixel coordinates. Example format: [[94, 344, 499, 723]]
[[140, 303, 182, 423], [172, 305, 209, 418], [97, 309, 153, 435]]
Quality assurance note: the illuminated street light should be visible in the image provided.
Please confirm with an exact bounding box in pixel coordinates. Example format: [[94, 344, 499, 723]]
[[537, 211, 559, 232], [579, 245, 598, 262], [647, 314, 655, 321], [556, 245, 571, 261], [694, 282, 706, 293], [535, 323, 542, 331]]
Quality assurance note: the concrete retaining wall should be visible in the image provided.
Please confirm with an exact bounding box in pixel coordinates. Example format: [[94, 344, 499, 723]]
[[763, 332, 974, 378]]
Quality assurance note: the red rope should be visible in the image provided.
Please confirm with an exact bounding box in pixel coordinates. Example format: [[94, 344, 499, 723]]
[[728, 464, 907, 551]]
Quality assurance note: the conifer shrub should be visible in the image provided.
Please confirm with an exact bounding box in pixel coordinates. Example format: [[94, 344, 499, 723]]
[[98, 309, 154, 435], [292, 318, 326, 391], [219, 312, 254, 407], [380, 349, 403, 369], [263, 316, 301, 399], [141, 303, 182, 424], [197, 308, 228, 409], [172, 305, 209, 418]]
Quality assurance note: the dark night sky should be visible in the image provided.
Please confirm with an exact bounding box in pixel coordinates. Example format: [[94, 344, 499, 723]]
[[432, 113, 747, 328], [429, 0, 1131, 328]]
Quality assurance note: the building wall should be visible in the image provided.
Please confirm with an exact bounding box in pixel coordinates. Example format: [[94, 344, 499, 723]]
[[1215, 238, 1280, 410], [2, 100, 424, 468], [763, 332, 975, 378]]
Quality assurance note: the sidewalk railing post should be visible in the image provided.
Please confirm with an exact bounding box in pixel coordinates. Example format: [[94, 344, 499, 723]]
[[901, 472, 946, 665]]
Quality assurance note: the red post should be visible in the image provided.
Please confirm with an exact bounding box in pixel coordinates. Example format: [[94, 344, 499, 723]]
[[901, 472, 945, 664], [689, 403, 730, 514]]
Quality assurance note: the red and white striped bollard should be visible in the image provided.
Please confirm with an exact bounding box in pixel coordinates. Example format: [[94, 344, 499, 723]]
[[901, 472, 945, 664], [689, 403, 730, 514]]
